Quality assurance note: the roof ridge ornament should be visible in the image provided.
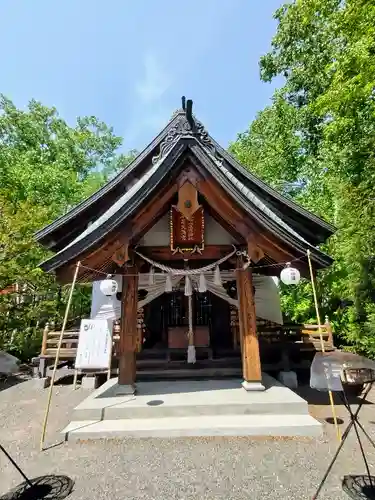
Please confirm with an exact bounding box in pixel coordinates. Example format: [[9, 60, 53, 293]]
[[152, 97, 219, 164]]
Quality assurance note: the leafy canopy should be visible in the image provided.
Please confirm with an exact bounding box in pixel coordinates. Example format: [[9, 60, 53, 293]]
[[231, 0, 375, 356], [0, 96, 136, 359]]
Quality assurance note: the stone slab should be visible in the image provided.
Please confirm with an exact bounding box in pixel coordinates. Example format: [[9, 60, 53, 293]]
[[72, 374, 309, 421], [62, 414, 322, 440], [278, 371, 298, 389], [33, 377, 51, 389], [81, 375, 99, 390]]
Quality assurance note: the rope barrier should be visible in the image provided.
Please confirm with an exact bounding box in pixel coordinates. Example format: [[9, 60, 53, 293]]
[[76, 253, 307, 278]]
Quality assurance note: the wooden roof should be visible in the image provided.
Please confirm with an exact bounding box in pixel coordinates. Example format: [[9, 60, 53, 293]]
[[35, 100, 335, 277]]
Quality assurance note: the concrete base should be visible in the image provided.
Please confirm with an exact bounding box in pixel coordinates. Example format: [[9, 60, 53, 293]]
[[278, 371, 298, 389], [34, 377, 50, 389], [81, 375, 99, 390], [242, 380, 265, 391], [63, 414, 322, 440], [114, 384, 136, 396], [62, 374, 322, 440]]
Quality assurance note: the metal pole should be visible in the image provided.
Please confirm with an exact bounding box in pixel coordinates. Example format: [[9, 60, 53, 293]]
[[342, 389, 373, 488], [313, 385, 372, 499], [0, 444, 34, 489], [40, 261, 81, 451], [307, 250, 341, 443]]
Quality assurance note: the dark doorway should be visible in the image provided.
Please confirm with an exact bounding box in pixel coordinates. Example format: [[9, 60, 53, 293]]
[[209, 293, 232, 353], [143, 291, 233, 354]]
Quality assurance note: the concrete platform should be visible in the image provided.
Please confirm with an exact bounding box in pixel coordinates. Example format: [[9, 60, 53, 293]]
[[62, 374, 322, 440], [63, 414, 322, 440], [71, 374, 307, 421]]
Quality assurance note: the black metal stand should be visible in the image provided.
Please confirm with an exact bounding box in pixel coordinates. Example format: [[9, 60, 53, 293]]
[[0, 444, 34, 489], [1, 443, 74, 500], [313, 383, 375, 499]]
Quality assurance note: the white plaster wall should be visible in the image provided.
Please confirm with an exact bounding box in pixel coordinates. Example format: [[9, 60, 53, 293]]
[[138, 213, 238, 246]]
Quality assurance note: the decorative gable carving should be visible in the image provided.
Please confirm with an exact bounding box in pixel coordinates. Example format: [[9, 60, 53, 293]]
[[152, 113, 219, 165]]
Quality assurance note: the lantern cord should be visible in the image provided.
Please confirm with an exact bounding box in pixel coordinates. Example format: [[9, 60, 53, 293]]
[[307, 249, 341, 443], [40, 260, 81, 452]]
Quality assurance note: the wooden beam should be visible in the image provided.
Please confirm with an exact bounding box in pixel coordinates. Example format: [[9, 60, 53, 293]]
[[131, 183, 178, 242], [198, 178, 251, 238], [112, 241, 129, 266], [197, 173, 303, 266], [236, 263, 263, 388], [248, 240, 264, 264], [118, 266, 139, 392], [136, 245, 235, 261]]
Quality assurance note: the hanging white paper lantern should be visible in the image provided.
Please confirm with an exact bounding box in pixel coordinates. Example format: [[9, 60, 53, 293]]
[[99, 277, 118, 296], [280, 263, 301, 285]]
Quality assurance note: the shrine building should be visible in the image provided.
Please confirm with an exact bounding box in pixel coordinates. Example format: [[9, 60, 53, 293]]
[[35, 98, 334, 394]]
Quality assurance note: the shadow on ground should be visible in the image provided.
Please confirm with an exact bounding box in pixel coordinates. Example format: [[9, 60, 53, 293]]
[[0, 375, 29, 393]]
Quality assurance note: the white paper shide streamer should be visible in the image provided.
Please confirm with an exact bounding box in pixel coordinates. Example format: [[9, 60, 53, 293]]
[[165, 274, 173, 293], [148, 266, 155, 286], [214, 265, 222, 286], [198, 272, 207, 293]]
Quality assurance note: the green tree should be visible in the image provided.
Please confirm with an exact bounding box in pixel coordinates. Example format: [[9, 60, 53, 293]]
[[231, 0, 375, 356], [0, 96, 135, 360]]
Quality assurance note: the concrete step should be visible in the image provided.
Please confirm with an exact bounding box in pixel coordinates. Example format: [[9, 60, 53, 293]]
[[62, 414, 322, 440], [72, 377, 309, 421], [136, 366, 242, 381], [74, 399, 308, 421]]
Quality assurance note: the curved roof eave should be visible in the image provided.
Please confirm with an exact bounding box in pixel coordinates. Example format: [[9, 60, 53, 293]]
[[189, 143, 333, 268], [39, 141, 187, 273], [34, 111, 185, 245], [208, 135, 336, 240]]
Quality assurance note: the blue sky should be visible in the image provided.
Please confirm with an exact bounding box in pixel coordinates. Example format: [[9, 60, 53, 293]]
[[1, 0, 282, 152]]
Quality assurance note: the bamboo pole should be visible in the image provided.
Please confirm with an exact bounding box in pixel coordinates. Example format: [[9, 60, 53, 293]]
[[307, 250, 341, 442], [40, 261, 81, 451], [107, 321, 113, 381]]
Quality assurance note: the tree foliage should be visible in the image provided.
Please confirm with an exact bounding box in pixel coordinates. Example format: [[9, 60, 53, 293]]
[[0, 96, 135, 360], [231, 0, 375, 356]]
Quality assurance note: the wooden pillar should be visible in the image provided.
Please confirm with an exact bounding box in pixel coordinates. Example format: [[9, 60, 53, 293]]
[[118, 266, 138, 394], [236, 264, 264, 391]]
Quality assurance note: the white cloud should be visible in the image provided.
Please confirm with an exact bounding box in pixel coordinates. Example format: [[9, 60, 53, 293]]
[[135, 53, 171, 104], [123, 52, 172, 148]]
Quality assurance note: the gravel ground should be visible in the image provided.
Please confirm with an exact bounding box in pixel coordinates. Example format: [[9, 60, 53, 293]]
[[1, 376, 375, 500]]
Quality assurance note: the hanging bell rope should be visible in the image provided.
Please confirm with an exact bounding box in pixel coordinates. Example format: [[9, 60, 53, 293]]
[[187, 295, 196, 364], [184, 276, 193, 296]]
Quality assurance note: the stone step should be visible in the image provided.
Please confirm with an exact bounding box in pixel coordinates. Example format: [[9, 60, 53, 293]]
[[62, 414, 322, 440], [74, 399, 308, 421], [136, 366, 241, 381], [72, 377, 309, 421], [72, 398, 308, 420]]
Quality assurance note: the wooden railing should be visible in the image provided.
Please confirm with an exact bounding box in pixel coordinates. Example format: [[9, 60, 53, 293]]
[[36, 317, 335, 378]]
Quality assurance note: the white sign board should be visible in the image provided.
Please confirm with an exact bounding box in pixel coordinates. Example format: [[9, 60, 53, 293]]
[[75, 319, 112, 370]]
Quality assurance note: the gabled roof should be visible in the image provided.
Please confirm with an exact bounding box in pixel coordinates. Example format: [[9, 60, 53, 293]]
[[35, 105, 334, 253], [36, 101, 335, 273]]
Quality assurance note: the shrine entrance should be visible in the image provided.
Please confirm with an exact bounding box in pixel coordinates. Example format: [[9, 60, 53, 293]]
[[142, 291, 234, 360]]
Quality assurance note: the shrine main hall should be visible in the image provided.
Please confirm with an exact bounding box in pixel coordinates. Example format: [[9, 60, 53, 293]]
[[35, 98, 334, 395]]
